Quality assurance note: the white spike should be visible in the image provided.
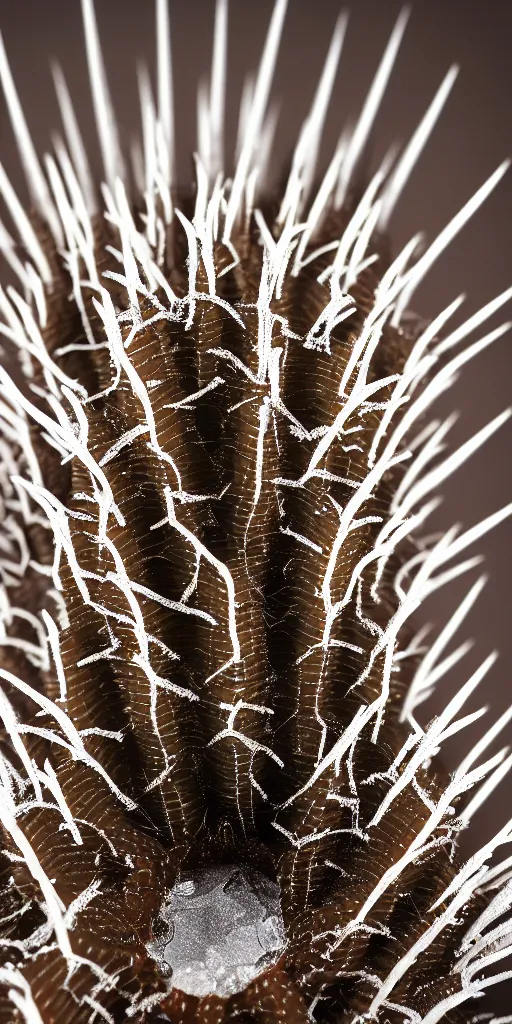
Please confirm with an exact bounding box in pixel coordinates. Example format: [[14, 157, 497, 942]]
[[0, 164, 52, 284], [301, 11, 348, 198], [393, 160, 510, 324], [432, 811, 512, 911], [420, 986, 512, 1024], [391, 412, 458, 512], [402, 576, 487, 721], [373, 652, 497, 827], [397, 409, 511, 518], [380, 321, 511, 491], [0, 688, 42, 801], [368, 871, 491, 1018], [456, 703, 512, 783], [209, 0, 228, 178], [0, 787, 72, 959], [224, 0, 288, 241], [0, 971, 44, 1024], [380, 65, 458, 227], [0, 31, 62, 245], [462, 750, 512, 823], [425, 554, 485, 596], [137, 63, 158, 248], [156, 0, 174, 188], [51, 62, 97, 215], [336, 7, 410, 206], [0, 217, 30, 288], [292, 133, 349, 270], [438, 502, 512, 568], [81, 0, 124, 192], [435, 284, 512, 357], [400, 294, 465, 378], [279, 11, 347, 222], [418, 638, 473, 693]]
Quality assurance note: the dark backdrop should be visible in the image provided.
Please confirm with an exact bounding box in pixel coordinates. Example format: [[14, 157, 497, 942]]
[[0, 0, 511, 1015]]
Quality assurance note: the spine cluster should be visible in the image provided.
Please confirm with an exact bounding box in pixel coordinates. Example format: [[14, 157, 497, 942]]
[[0, 2, 509, 1021]]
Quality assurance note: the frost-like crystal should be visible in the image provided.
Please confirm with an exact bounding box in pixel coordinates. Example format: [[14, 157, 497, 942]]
[[146, 864, 285, 997]]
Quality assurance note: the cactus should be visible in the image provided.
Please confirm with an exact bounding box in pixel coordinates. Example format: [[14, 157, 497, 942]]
[[0, 2, 510, 1021]]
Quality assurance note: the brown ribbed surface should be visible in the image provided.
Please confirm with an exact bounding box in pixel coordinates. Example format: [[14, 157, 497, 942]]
[[0, 202, 484, 1023]]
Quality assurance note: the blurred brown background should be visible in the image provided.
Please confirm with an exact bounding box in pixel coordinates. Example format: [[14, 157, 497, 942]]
[[0, 0, 511, 1014]]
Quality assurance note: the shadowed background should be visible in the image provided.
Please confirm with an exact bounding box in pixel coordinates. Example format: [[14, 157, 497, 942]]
[[0, 0, 511, 1014]]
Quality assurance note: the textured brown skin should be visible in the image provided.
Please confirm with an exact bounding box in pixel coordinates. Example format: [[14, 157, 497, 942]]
[[0, 197, 484, 1023]]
